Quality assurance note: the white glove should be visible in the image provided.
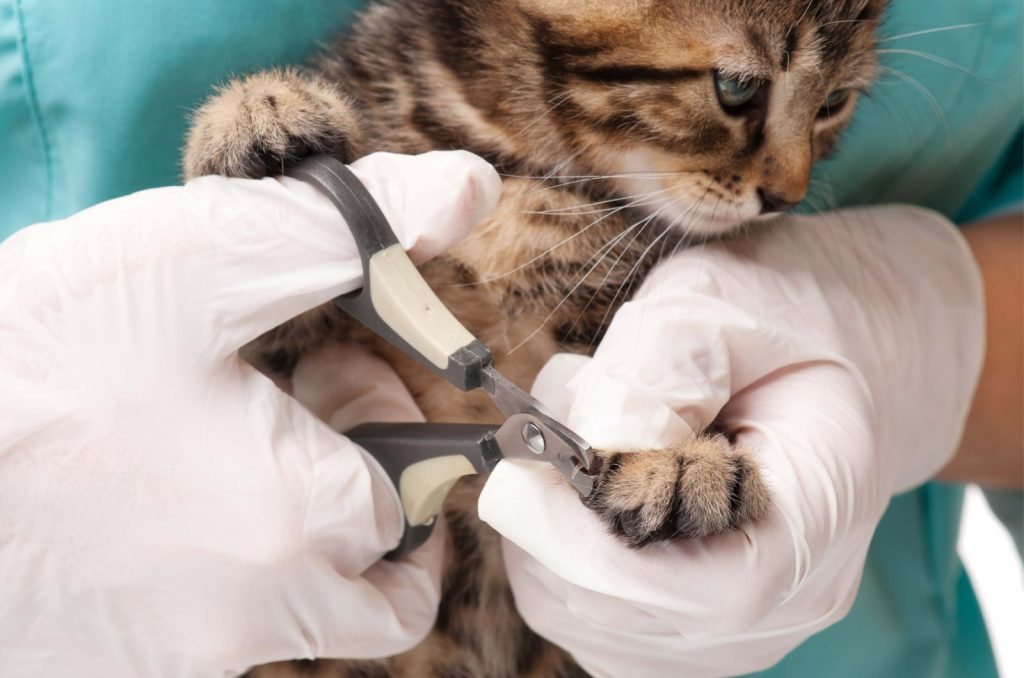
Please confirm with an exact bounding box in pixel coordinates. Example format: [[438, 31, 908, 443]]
[[479, 206, 984, 677], [0, 151, 500, 677]]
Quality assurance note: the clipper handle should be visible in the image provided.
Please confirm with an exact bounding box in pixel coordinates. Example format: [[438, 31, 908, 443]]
[[287, 155, 494, 391], [347, 423, 500, 560]]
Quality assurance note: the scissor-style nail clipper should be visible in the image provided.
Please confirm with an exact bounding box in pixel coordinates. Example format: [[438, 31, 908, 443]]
[[288, 155, 596, 559]]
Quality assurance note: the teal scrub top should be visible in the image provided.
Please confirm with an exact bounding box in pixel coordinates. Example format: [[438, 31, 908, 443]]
[[0, 0, 363, 233], [1, 1, 1021, 676], [748, 3, 1023, 676]]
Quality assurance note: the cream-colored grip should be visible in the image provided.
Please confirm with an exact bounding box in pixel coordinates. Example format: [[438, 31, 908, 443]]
[[368, 245, 476, 369], [398, 455, 477, 526]]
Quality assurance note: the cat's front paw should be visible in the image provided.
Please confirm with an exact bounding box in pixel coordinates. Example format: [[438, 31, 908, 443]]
[[586, 436, 769, 547], [183, 69, 362, 180]]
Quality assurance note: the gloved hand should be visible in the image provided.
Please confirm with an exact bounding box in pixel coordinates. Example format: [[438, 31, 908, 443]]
[[479, 205, 985, 677], [0, 151, 500, 677]]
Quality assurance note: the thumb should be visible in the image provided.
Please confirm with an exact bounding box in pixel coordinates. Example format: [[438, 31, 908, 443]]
[[212, 526, 445, 672], [197, 150, 501, 356]]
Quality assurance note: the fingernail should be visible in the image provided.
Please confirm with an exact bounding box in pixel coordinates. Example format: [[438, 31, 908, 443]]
[[456, 152, 502, 224]]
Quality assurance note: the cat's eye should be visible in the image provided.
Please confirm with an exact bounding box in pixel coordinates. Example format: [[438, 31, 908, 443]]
[[714, 71, 761, 110], [817, 89, 852, 118]]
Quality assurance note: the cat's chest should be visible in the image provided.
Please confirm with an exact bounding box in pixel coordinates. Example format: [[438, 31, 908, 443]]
[[423, 178, 675, 356]]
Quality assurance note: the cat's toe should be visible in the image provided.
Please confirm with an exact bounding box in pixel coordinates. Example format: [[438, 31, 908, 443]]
[[586, 449, 679, 547], [587, 436, 769, 547], [184, 69, 362, 180], [673, 437, 769, 538]]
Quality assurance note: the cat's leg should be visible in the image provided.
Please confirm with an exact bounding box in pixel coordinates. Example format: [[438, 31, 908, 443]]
[[587, 436, 770, 547], [401, 181, 772, 548], [183, 68, 362, 180], [182, 69, 365, 370]]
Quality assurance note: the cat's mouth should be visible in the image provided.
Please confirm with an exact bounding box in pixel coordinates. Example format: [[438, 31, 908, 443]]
[[608, 148, 766, 237]]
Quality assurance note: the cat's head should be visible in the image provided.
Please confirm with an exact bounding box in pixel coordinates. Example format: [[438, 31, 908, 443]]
[[467, 0, 886, 236]]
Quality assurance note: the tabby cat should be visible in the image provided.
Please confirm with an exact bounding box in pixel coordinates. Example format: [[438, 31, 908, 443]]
[[183, 1, 885, 675]]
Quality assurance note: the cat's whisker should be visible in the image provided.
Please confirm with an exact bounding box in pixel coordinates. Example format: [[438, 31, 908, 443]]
[[561, 203, 672, 344], [498, 170, 691, 181], [806, 167, 840, 209], [520, 174, 651, 198], [556, 212, 651, 283], [519, 191, 685, 222], [530, 171, 692, 195], [818, 18, 872, 28], [523, 203, 633, 217], [803, 175, 880, 298], [567, 211, 654, 279], [655, 197, 722, 324], [497, 145, 593, 197], [580, 186, 717, 352], [520, 186, 677, 216], [879, 23, 984, 43], [622, 191, 722, 345], [879, 49, 991, 79], [878, 66, 953, 142], [507, 150, 590, 197], [515, 91, 574, 138], [662, 187, 717, 263], [450, 190, 661, 288], [810, 60, 827, 89], [517, 177, 709, 218], [541, 144, 589, 183], [504, 211, 658, 355], [520, 195, 671, 218], [655, 197, 702, 263], [813, 206, 873, 301], [579, 206, 681, 354], [803, 192, 836, 215], [728, 198, 747, 232], [785, 0, 816, 40]]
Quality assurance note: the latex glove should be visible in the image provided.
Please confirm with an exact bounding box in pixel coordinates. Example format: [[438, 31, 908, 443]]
[[0, 151, 500, 677], [479, 205, 984, 677]]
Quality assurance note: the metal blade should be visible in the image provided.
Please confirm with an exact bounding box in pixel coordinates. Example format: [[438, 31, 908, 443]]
[[482, 365, 596, 496], [480, 364, 553, 419]]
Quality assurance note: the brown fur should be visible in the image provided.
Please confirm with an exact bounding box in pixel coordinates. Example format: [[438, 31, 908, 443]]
[[184, 1, 885, 675]]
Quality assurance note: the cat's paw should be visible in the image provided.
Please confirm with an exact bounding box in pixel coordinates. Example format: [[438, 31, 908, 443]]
[[586, 436, 769, 547], [183, 69, 362, 180]]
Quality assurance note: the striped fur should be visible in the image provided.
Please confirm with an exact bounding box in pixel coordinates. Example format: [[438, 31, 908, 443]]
[[184, 1, 885, 675]]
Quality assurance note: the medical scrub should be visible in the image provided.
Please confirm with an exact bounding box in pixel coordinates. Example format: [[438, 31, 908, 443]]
[[749, 3, 1022, 676], [0, 1, 363, 233], [1, 0, 1020, 675]]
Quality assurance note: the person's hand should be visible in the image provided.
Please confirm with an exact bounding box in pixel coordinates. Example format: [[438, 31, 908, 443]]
[[479, 206, 984, 677], [0, 151, 500, 677]]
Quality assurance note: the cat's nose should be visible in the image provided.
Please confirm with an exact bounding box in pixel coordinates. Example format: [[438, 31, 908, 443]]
[[757, 188, 800, 214]]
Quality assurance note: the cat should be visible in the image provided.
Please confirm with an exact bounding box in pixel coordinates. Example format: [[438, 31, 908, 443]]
[[183, 1, 885, 675]]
